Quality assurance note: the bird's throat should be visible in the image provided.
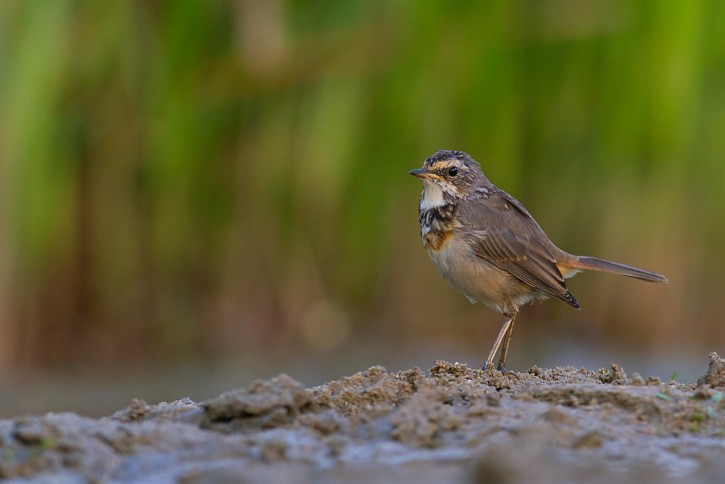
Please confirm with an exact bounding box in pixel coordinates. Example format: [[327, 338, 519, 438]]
[[420, 181, 447, 210]]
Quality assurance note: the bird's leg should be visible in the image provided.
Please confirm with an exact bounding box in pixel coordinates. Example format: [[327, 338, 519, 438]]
[[484, 312, 515, 370], [497, 311, 518, 371]]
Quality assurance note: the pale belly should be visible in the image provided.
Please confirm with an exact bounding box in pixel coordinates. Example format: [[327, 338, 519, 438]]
[[425, 235, 540, 313]]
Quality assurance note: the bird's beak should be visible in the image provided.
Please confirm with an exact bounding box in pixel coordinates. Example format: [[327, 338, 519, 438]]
[[409, 168, 436, 179]]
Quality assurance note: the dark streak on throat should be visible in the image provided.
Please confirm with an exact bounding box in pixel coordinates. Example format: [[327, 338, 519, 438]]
[[420, 203, 458, 251]]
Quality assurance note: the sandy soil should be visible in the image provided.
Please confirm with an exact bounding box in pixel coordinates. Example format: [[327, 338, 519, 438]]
[[2, 353, 725, 483]]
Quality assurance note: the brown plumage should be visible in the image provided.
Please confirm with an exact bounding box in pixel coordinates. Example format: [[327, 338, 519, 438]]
[[410, 150, 667, 370]]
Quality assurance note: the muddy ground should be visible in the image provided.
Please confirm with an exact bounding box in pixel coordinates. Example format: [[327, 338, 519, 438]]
[[2, 354, 725, 483]]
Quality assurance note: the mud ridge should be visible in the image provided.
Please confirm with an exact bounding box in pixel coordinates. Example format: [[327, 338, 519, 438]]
[[2, 354, 725, 482]]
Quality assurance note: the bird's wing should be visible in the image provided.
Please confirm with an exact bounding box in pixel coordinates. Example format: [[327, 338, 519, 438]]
[[459, 190, 579, 308]]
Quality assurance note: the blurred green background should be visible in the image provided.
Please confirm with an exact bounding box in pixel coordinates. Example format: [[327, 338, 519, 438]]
[[1, 0, 723, 415]]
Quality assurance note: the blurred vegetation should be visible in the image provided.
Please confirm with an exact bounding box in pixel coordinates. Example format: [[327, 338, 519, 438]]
[[0, 0, 723, 370]]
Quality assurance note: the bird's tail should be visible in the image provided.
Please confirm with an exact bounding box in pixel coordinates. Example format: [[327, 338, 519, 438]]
[[566, 256, 668, 283]]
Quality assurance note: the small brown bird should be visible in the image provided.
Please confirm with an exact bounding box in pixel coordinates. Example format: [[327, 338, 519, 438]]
[[410, 150, 667, 370]]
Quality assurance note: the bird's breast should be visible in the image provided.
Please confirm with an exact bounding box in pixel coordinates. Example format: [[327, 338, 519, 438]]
[[420, 203, 458, 251], [424, 229, 454, 251]]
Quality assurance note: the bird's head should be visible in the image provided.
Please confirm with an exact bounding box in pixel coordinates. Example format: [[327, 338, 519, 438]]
[[409, 150, 490, 200]]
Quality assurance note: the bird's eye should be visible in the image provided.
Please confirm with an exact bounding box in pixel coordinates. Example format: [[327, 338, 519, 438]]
[[448, 166, 458, 177]]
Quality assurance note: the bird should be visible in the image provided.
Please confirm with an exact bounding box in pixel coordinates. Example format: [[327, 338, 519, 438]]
[[410, 150, 668, 370]]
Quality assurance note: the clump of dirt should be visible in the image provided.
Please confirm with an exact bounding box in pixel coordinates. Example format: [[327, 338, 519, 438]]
[[1, 355, 725, 483], [311, 366, 424, 416], [698, 352, 725, 387], [201, 374, 313, 433]]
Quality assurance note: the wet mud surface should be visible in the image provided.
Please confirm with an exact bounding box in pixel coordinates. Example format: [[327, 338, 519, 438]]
[[2, 353, 725, 483]]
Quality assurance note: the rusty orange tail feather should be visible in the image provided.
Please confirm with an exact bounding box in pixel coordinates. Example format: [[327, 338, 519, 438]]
[[563, 256, 668, 283]]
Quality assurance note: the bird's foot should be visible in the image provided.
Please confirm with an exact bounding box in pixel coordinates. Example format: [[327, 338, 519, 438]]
[[481, 362, 518, 378], [496, 365, 519, 378]]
